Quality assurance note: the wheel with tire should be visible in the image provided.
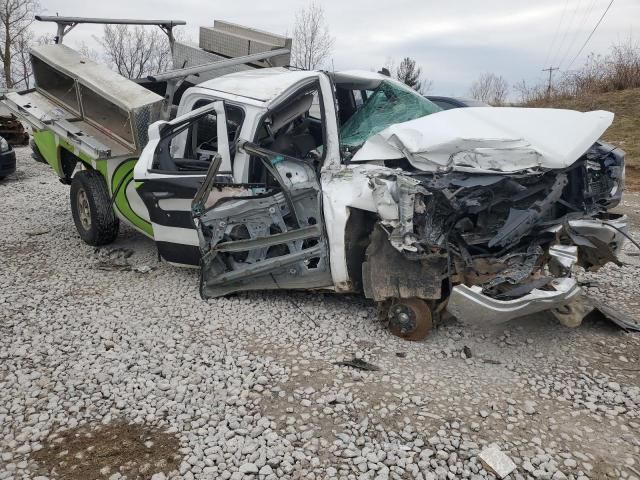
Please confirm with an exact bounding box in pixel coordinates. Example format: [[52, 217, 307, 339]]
[[70, 170, 119, 246]]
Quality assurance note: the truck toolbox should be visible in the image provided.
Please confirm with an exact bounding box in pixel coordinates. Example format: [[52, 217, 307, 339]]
[[30, 44, 163, 152]]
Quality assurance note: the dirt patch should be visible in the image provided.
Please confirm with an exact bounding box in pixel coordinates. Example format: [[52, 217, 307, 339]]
[[626, 167, 640, 192], [31, 422, 181, 480]]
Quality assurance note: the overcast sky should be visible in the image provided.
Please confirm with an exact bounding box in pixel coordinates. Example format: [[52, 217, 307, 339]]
[[32, 0, 639, 97]]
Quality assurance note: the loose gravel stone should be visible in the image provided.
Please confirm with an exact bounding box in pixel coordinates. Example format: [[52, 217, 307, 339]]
[[1, 148, 639, 479]]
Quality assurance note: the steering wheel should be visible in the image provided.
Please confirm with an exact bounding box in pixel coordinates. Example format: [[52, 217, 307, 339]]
[[174, 159, 211, 171]]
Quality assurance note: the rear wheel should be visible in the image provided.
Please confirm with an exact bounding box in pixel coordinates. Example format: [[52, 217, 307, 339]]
[[387, 297, 433, 340], [70, 170, 119, 246]]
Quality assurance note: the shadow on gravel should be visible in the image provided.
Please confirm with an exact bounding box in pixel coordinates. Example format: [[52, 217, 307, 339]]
[[32, 422, 181, 479], [0, 167, 39, 183]]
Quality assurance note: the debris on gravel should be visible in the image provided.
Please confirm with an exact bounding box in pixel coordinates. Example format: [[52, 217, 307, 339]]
[[1, 148, 639, 479], [478, 444, 516, 479]]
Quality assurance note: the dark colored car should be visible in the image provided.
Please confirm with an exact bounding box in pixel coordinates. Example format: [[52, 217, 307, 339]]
[[0, 136, 16, 180], [426, 96, 490, 110]]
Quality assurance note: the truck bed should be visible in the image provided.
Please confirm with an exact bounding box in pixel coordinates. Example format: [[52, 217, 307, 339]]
[[3, 89, 133, 160]]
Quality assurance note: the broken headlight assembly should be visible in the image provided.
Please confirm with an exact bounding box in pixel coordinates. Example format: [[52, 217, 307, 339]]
[[584, 141, 625, 209]]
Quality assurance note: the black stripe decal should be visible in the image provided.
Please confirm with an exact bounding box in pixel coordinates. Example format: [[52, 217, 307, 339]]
[[155, 242, 201, 266]]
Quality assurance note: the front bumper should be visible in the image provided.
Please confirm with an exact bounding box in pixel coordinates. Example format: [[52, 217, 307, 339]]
[[446, 214, 628, 325], [447, 277, 581, 326], [0, 148, 16, 177]]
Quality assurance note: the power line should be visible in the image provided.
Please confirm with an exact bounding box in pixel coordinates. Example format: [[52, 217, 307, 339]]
[[566, 0, 616, 69], [543, 0, 569, 68], [550, 0, 583, 68], [557, 0, 599, 69]]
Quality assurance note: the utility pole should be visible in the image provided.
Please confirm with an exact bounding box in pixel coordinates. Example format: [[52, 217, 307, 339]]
[[542, 66, 559, 99]]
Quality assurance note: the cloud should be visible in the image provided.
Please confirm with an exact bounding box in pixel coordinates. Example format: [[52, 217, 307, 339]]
[[31, 0, 639, 95]]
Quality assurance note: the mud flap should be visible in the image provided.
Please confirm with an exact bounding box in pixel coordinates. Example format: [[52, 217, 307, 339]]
[[362, 226, 448, 301]]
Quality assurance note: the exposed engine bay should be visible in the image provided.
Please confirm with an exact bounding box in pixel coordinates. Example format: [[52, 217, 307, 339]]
[[362, 141, 626, 306]]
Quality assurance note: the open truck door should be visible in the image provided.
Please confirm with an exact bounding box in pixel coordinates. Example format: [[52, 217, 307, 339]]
[[192, 140, 333, 298], [134, 102, 234, 265]]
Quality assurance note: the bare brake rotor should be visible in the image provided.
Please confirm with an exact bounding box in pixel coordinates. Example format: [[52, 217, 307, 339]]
[[388, 298, 433, 341]]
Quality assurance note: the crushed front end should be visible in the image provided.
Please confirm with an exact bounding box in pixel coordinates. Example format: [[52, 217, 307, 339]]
[[364, 142, 627, 325]]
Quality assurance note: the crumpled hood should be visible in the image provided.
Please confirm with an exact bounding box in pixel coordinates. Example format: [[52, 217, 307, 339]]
[[350, 107, 614, 173]]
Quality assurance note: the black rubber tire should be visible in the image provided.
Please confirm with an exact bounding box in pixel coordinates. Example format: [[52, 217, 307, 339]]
[[30, 139, 46, 164], [70, 170, 119, 246]]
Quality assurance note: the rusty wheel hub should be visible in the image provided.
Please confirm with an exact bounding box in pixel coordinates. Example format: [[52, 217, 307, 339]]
[[77, 188, 92, 231], [388, 298, 433, 341]]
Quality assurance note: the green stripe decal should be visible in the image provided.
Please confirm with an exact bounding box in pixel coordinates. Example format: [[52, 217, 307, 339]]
[[110, 159, 153, 236]]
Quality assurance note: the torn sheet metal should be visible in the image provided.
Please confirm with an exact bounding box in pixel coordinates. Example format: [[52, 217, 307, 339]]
[[195, 144, 333, 299], [596, 304, 640, 332], [351, 107, 614, 173], [549, 245, 578, 270]]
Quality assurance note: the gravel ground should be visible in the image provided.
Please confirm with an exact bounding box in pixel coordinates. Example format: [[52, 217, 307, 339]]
[[1, 147, 639, 480]]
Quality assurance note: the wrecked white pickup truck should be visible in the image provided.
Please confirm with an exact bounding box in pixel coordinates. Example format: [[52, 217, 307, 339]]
[[186, 70, 627, 339], [3, 22, 627, 339]]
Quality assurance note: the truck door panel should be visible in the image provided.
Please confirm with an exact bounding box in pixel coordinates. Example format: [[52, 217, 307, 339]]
[[136, 102, 235, 266], [193, 142, 332, 298], [137, 176, 203, 265]]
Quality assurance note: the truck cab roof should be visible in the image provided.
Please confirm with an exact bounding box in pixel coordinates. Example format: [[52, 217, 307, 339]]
[[197, 68, 320, 104], [196, 68, 396, 105]]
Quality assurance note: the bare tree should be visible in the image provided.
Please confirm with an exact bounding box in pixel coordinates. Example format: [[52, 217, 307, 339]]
[[469, 72, 509, 105], [0, 0, 39, 88], [76, 41, 100, 62], [11, 30, 32, 88], [420, 78, 434, 94], [11, 32, 53, 88], [98, 25, 173, 79], [292, 1, 335, 70]]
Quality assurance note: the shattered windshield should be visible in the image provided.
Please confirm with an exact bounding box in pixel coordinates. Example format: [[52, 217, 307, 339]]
[[340, 80, 441, 149]]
